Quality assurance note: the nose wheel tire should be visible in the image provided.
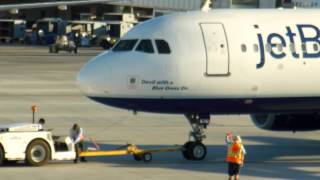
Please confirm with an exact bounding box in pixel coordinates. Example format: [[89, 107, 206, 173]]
[[182, 141, 207, 161], [26, 140, 50, 166], [0, 145, 4, 165], [182, 142, 193, 160]]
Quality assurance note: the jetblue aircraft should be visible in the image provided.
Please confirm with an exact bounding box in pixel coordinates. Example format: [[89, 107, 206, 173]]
[[77, 9, 320, 161]]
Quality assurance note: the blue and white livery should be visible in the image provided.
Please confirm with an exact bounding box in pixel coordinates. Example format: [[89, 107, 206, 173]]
[[77, 10, 320, 160]]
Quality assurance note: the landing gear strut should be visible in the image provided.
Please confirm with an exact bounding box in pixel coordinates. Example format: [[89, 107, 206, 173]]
[[182, 114, 210, 160]]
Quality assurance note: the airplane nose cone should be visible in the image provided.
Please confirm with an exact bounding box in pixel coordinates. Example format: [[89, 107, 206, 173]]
[[77, 54, 111, 96]]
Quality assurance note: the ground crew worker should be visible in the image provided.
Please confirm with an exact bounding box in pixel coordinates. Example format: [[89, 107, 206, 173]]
[[74, 32, 81, 53], [226, 135, 246, 180], [38, 118, 45, 131], [70, 123, 87, 163]]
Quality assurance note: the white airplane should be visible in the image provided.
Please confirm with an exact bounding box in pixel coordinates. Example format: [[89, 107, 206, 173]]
[[77, 9, 320, 161]]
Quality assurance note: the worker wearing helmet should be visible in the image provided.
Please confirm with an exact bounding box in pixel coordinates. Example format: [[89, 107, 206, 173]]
[[70, 123, 87, 163], [226, 134, 246, 180]]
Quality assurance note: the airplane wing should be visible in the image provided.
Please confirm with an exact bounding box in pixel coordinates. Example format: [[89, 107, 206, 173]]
[[0, 0, 128, 11]]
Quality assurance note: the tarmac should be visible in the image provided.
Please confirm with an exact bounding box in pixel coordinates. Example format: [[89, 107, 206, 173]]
[[0, 45, 320, 180]]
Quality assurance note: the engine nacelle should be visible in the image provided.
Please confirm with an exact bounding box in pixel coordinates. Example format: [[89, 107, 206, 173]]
[[250, 114, 320, 131]]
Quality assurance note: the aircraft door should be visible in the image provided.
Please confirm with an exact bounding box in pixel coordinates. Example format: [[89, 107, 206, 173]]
[[200, 23, 230, 76]]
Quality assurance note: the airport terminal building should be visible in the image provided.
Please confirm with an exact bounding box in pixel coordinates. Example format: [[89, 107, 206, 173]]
[[0, 0, 297, 21], [0, 0, 313, 45]]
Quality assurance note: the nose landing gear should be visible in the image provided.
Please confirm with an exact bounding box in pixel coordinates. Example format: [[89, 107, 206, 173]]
[[182, 114, 210, 160]]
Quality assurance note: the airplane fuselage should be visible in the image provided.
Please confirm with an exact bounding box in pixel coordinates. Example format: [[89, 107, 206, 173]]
[[77, 9, 320, 114]]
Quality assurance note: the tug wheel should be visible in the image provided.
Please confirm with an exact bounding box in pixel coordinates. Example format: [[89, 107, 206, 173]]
[[0, 145, 4, 165], [26, 140, 50, 166]]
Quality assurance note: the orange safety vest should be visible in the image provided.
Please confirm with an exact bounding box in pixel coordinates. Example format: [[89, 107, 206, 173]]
[[226, 142, 244, 164]]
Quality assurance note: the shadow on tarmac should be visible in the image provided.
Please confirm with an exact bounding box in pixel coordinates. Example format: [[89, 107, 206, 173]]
[[2, 136, 320, 179], [83, 136, 320, 179], [0, 53, 100, 57]]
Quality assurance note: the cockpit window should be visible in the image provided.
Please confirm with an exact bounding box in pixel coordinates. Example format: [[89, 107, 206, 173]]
[[135, 39, 154, 53], [155, 40, 171, 54], [112, 39, 138, 52]]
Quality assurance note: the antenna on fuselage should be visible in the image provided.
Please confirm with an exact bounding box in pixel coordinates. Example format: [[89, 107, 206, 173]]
[[201, 0, 212, 12]]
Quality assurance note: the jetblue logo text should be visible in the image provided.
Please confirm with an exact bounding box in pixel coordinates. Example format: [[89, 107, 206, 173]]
[[256, 24, 320, 69]]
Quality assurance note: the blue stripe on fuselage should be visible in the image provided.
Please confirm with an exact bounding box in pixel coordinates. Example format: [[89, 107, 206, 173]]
[[88, 97, 320, 114]]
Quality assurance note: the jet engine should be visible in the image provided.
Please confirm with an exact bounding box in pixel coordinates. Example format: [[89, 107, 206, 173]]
[[250, 114, 320, 131]]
